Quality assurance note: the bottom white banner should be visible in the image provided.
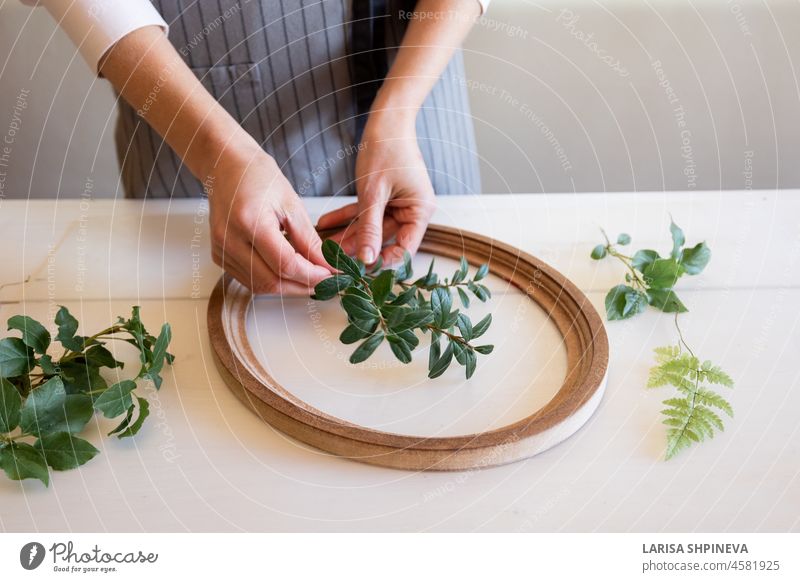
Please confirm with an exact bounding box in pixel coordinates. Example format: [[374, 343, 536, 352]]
[[1, 533, 797, 581]]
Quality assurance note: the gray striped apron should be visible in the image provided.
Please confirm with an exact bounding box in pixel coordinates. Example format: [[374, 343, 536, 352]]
[[115, 0, 481, 199]]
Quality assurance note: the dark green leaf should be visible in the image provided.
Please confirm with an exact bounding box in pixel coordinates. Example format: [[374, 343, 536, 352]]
[[623, 288, 649, 318], [55, 306, 84, 351], [390, 286, 417, 306], [341, 294, 379, 321], [394, 251, 413, 281], [453, 257, 469, 284], [441, 311, 460, 330], [117, 397, 150, 438], [590, 245, 607, 260], [107, 405, 134, 436], [349, 332, 384, 364], [679, 242, 711, 275], [457, 287, 471, 308], [465, 349, 477, 379], [647, 289, 689, 313], [142, 323, 172, 388], [94, 380, 137, 419], [452, 341, 467, 365], [0, 442, 49, 485], [321, 239, 362, 278], [606, 285, 647, 321], [7, 315, 50, 354], [0, 337, 33, 378], [369, 270, 394, 305], [35, 432, 99, 470], [474, 264, 489, 281], [84, 345, 124, 369], [384, 305, 409, 328], [468, 281, 490, 302], [472, 314, 492, 339], [394, 309, 434, 332], [428, 333, 442, 371], [38, 354, 59, 376], [413, 258, 437, 287], [397, 329, 419, 349], [20, 376, 93, 436], [0, 378, 21, 433], [340, 320, 377, 344], [642, 258, 684, 289], [386, 335, 413, 364], [312, 275, 354, 301], [669, 219, 685, 259], [631, 249, 659, 272], [456, 313, 473, 341], [474, 344, 494, 355], [430, 288, 452, 326], [428, 343, 454, 379], [59, 361, 106, 395], [616, 233, 631, 245]]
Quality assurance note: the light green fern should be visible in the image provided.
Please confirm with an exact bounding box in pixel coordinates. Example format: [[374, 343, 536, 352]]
[[647, 343, 734, 460]]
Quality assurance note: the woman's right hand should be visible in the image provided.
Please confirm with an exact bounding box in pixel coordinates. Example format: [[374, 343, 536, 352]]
[[204, 145, 332, 294]]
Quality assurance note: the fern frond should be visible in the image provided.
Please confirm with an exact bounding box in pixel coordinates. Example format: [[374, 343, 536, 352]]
[[694, 388, 733, 417], [654, 345, 681, 363], [651, 345, 735, 460], [693, 405, 724, 431], [700, 361, 734, 387]]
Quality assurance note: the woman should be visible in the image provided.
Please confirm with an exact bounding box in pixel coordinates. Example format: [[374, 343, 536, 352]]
[[26, 0, 488, 293]]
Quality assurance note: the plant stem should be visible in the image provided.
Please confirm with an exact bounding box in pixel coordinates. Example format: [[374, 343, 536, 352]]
[[673, 313, 696, 358], [606, 245, 647, 291]]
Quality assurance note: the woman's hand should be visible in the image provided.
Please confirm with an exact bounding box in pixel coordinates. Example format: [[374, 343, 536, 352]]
[[205, 145, 332, 294], [316, 109, 436, 266]]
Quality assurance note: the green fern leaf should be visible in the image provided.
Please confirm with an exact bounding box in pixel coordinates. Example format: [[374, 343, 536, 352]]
[[654, 345, 681, 363], [694, 405, 725, 431], [694, 388, 733, 417], [652, 344, 735, 460], [700, 361, 734, 387]]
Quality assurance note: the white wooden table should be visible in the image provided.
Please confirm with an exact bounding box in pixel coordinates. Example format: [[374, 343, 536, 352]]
[[1, 192, 798, 532]]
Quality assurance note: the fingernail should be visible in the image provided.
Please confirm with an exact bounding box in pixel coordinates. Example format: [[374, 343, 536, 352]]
[[360, 246, 375, 264]]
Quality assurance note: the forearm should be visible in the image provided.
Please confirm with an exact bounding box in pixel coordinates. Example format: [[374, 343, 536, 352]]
[[98, 26, 258, 181], [372, 0, 481, 120]]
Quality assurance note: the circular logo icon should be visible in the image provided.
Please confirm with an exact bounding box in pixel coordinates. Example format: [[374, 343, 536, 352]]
[[20, 542, 46, 570]]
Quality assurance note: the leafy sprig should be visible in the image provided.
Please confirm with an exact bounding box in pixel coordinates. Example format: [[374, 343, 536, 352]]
[[312, 241, 494, 379], [591, 218, 733, 460], [0, 307, 173, 485], [648, 317, 734, 459], [590, 219, 711, 320]]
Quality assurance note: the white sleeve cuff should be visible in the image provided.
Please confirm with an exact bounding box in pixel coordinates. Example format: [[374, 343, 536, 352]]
[[477, 0, 491, 14], [33, 0, 169, 75]]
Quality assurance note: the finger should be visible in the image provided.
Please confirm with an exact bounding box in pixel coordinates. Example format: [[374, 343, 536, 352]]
[[224, 262, 314, 296], [214, 242, 314, 295], [250, 220, 331, 286], [380, 219, 428, 265], [337, 214, 400, 257], [356, 194, 388, 265], [282, 202, 331, 271], [316, 202, 359, 230]]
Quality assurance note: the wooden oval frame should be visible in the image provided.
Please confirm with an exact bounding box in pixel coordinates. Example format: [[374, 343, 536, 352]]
[[207, 224, 609, 471]]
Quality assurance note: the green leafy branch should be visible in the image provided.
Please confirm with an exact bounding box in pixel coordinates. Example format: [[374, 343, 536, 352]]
[[590, 219, 711, 320], [0, 307, 173, 485], [648, 316, 734, 460], [591, 218, 733, 460], [312, 240, 494, 379]]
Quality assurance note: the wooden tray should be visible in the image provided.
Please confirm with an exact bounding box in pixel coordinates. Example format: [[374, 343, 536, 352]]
[[207, 224, 609, 471]]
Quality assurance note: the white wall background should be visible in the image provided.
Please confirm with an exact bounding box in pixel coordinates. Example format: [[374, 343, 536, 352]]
[[1, 0, 799, 198]]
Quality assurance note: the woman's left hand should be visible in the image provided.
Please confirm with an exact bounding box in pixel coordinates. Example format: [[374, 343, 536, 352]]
[[316, 109, 435, 266]]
